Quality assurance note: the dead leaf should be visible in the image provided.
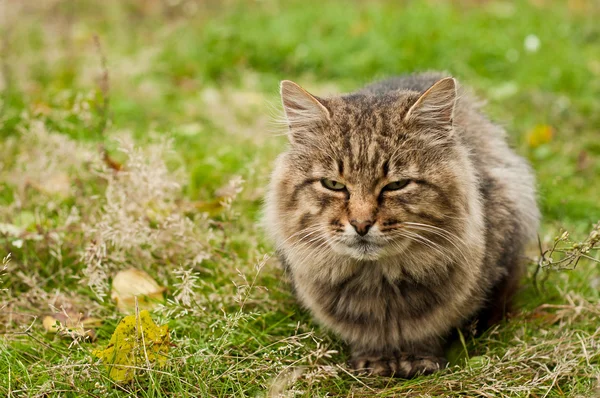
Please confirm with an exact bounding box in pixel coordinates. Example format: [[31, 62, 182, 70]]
[[42, 311, 101, 341], [527, 304, 564, 325], [93, 310, 170, 382], [103, 149, 123, 172], [190, 199, 225, 215], [111, 269, 165, 314], [527, 124, 553, 148]]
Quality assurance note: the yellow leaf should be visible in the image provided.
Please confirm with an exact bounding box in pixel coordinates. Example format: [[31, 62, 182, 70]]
[[191, 199, 225, 215], [42, 315, 60, 333], [527, 124, 553, 148], [93, 310, 170, 382], [42, 312, 100, 341], [111, 269, 165, 314]]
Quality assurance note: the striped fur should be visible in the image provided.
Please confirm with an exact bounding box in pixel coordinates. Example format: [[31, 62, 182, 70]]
[[263, 72, 540, 378]]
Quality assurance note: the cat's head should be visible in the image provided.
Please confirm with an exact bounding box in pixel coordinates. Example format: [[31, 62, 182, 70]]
[[267, 77, 476, 262]]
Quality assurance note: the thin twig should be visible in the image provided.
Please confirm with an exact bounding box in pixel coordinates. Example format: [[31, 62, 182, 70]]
[[533, 234, 543, 293]]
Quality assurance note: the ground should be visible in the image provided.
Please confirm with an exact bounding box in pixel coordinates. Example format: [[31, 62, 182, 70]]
[[0, 0, 599, 396]]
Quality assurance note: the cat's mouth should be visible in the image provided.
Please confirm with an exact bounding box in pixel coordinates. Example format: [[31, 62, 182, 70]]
[[329, 233, 415, 260], [334, 237, 385, 260]]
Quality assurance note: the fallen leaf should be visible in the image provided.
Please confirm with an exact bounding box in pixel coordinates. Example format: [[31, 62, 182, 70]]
[[93, 310, 170, 382], [42, 312, 101, 341], [190, 199, 225, 215], [103, 149, 123, 172], [111, 269, 165, 314], [527, 306, 561, 325], [42, 315, 60, 332], [527, 124, 553, 148]]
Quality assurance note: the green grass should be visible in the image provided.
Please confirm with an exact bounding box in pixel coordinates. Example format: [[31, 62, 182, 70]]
[[1, 0, 600, 396]]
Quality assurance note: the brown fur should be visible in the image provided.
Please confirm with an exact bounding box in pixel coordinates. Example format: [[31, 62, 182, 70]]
[[263, 72, 540, 378]]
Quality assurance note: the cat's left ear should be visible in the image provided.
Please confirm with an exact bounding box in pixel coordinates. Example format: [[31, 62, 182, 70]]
[[404, 77, 457, 132], [280, 80, 331, 133]]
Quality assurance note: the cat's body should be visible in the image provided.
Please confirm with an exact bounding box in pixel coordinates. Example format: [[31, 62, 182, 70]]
[[264, 72, 539, 377]]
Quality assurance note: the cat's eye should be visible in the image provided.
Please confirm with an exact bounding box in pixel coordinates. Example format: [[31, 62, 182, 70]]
[[382, 179, 410, 191], [321, 178, 346, 191]]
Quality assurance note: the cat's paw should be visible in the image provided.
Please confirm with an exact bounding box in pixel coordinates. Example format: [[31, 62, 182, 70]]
[[349, 353, 447, 378], [349, 355, 397, 377]]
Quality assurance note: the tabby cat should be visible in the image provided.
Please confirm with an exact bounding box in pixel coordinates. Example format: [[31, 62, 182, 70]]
[[263, 72, 539, 377]]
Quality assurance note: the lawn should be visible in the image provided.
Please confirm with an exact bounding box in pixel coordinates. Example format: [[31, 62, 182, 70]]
[[1, 0, 599, 396]]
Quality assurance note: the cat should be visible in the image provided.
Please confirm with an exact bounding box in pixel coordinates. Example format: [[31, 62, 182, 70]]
[[263, 72, 539, 378]]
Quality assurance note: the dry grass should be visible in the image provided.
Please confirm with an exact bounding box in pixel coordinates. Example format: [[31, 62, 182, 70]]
[[1, 101, 599, 397], [1, 0, 600, 396]]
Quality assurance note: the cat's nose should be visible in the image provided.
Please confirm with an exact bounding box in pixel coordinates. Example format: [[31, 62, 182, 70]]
[[350, 219, 373, 236]]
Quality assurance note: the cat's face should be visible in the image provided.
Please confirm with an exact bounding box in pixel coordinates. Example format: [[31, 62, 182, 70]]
[[270, 78, 470, 262]]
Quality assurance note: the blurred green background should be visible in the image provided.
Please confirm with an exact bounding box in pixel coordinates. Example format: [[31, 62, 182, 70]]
[[3, 0, 599, 223]]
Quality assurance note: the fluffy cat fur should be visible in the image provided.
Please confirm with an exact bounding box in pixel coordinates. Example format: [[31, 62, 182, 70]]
[[263, 72, 540, 378]]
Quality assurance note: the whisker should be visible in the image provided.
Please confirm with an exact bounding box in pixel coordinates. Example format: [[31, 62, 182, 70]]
[[402, 222, 470, 264], [285, 230, 326, 259], [312, 234, 337, 253], [273, 226, 325, 260], [383, 228, 454, 262], [275, 225, 322, 251], [403, 223, 466, 247], [396, 230, 449, 259]]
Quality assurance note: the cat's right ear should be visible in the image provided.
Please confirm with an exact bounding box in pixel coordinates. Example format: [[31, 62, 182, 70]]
[[280, 81, 330, 141], [404, 77, 457, 132]]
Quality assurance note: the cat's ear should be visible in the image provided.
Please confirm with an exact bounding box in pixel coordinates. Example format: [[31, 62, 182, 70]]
[[280, 80, 330, 130], [404, 77, 457, 131]]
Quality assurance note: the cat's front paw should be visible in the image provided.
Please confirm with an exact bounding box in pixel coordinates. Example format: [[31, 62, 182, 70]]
[[349, 353, 447, 378]]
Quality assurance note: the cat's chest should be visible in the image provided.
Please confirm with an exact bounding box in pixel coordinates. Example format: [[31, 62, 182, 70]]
[[293, 264, 445, 326]]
